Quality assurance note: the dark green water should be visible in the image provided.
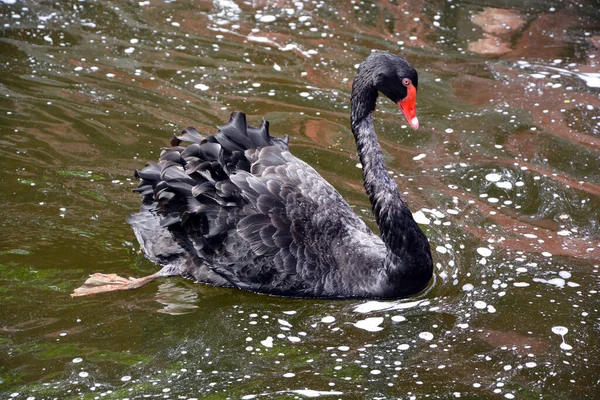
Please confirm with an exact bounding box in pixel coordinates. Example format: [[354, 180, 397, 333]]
[[1, 0, 599, 399]]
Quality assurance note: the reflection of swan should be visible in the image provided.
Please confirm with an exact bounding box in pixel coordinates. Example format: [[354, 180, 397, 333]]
[[72, 51, 433, 299]]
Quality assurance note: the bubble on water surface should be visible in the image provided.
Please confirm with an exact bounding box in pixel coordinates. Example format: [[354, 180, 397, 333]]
[[413, 153, 426, 160], [72, 357, 83, 363], [419, 332, 434, 341], [194, 83, 210, 91], [321, 315, 335, 323], [78, 372, 89, 378]]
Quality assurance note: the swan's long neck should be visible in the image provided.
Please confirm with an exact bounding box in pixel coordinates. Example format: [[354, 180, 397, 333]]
[[351, 77, 432, 294], [352, 115, 416, 257]]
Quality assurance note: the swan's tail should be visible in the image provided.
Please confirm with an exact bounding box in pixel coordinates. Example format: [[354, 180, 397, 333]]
[[71, 272, 162, 297]]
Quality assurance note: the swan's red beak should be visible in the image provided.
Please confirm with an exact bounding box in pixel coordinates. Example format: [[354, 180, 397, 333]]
[[398, 83, 419, 130]]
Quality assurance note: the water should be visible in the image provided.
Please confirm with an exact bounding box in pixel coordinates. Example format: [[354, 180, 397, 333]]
[[1, 0, 599, 398]]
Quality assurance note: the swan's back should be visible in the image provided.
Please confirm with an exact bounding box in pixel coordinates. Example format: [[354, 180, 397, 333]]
[[130, 112, 386, 298]]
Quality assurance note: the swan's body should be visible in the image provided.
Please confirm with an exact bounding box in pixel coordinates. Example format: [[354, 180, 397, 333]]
[[73, 51, 433, 299]]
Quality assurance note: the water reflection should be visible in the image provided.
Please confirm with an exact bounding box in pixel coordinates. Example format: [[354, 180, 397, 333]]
[[1, 0, 599, 399]]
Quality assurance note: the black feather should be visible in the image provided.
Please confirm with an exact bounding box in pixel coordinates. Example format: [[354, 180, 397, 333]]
[[129, 52, 434, 299]]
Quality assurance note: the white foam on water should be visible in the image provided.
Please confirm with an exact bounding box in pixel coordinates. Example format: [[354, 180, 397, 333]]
[[290, 390, 344, 397], [320, 315, 335, 323], [543, 65, 600, 88], [533, 277, 565, 288], [259, 15, 276, 22], [260, 337, 273, 348], [477, 247, 492, 257], [353, 301, 396, 313], [413, 153, 426, 160], [354, 299, 425, 314], [495, 181, 513, 190], [474, 301, 487, 309], [552, 326, 568, 335], [419, 332, 434, 341], [412, 210, 430, 225], [485, 173, 502, 182], [352, 317, 384, 332]]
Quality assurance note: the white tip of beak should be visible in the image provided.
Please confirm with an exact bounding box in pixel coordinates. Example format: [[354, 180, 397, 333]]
[[410, 117, 419, 130]]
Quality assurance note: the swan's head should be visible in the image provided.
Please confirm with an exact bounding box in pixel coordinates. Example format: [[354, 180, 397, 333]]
[[369, 52, 419, 130]]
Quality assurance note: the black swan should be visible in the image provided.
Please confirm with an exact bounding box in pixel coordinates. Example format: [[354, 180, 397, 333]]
[[72, 51, 433, 299]]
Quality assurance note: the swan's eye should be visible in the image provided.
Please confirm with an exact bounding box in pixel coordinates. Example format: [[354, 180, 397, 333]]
[[402, 78, 411, 87]]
